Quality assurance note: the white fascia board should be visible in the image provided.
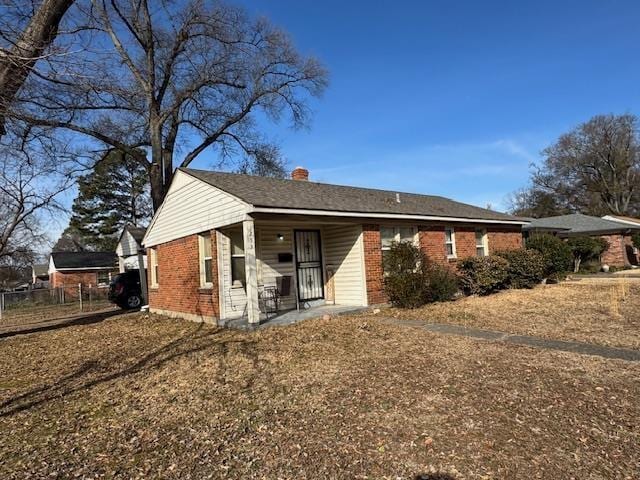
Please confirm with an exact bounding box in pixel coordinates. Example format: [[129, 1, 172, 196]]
[[249, 207, 530, 226], [56, 267, 116, 271]]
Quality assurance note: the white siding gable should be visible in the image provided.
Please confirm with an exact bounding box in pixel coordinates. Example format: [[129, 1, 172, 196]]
[[144, 170, 250, 247], [116, 230, 140, 257]]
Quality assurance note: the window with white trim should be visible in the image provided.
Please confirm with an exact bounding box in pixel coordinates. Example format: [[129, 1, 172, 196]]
[[444, 227, 456, 258], [97, 271, 110, 286], [475, 228, 488, 257], [381, 226, 418, 265], [198, 233, 213, 287], [229, 229, 245, 287], [150, 248, 159, 287]]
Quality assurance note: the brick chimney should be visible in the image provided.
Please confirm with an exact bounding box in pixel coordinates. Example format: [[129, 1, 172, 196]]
[[291, 166, 309, 181]]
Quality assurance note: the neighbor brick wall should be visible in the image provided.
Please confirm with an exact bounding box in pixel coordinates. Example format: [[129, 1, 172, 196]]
[[362, 224, 386, 304], [148, 231, 219, 321], [600, 234, 628, 267], [50, 270, 116, 296]]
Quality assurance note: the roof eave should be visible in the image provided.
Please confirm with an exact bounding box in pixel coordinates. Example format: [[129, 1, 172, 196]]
[[249, 207, 529, 225]]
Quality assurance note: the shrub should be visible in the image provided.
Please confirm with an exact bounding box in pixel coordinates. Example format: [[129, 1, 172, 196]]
[[496, 249, 546, 289], [566, 236, 609, 272], [525, 234, 572, 280], [632, 232, 640, 250], [423, 263, 458, 302], [382, 242, 458, 308], [383, 241, 428, 308], [457, 255, 510, 295]]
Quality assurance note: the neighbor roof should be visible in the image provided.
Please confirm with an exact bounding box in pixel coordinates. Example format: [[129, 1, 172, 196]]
[[125, 225, 147, 243], [523, 213, 640, 235], [32, 264, 49, 277], [181, 168, 525, 223], [50, 252, 117, 270]]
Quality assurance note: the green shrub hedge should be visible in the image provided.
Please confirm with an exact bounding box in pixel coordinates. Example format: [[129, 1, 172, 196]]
[[496, 249, 546, 289], [525, 234, 572, 280], [383, 242, 457, 308], [457, 255, 510, 295]]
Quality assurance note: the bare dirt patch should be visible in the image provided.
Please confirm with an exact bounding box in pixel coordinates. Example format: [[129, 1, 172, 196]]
[[0, 311, 638, 479], [390, 280, 640, 350]]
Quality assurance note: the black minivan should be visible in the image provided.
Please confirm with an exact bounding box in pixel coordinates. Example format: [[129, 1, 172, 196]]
[[108, 269, 144, 309]]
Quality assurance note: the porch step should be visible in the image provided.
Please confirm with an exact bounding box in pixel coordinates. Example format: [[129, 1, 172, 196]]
[[303, 299, 327, 308]]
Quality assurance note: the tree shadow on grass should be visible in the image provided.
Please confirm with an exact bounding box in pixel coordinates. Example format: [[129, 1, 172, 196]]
[[0, 309, 124, 339], [0, 322, 265, 417]]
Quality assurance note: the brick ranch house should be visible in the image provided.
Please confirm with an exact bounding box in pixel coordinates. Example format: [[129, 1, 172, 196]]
[[142, 167, 528, 326], [49, 252, 119, 292], [523, 213, 640, 267]]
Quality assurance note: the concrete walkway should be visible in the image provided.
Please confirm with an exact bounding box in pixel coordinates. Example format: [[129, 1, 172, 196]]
[[384, 318, 640, 362]]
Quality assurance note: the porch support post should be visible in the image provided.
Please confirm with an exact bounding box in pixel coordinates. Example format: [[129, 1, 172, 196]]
[[243, 218, 260, 324]]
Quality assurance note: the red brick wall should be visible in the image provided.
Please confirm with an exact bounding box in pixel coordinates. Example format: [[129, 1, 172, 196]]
[[148, 231, 219, 320], [418, 225, 447, 264], [600, 234, 629, 267], [487, 227, 523, 252], [362, 224, 386, 304], [50, 270, 117, 296], [365, 223, 524, 305]]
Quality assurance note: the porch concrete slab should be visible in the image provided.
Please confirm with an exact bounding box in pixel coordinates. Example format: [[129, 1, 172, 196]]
[[226, 304, 368, 330]]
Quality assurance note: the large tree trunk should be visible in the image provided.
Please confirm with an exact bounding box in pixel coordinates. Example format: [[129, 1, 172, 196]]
[[0, 0, 75, 136]]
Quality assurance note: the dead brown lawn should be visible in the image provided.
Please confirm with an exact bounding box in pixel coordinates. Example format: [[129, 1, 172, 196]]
[[0, 310, 638, 479], [391, 280, 640, 350]]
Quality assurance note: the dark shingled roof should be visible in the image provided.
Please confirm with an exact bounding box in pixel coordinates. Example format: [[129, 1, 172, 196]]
[[182, 168, 525, 223], [125, 225, 147, 243], [523, 213, 640, 234], [51, 252, 117, 269]]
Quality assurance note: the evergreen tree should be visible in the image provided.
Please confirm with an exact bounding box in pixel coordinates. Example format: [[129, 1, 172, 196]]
[[67, 150, 151, 251]]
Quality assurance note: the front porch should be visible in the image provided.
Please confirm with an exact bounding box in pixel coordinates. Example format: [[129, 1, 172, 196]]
[[216, 215, 370, 326], [225, 302, 369, 330]]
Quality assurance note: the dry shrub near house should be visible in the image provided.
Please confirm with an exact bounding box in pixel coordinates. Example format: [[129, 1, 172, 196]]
[[496, 248, 546, 289], [525, 234, 573, 279], [383, 242, 457, 308], [457, 255, 510, 295]]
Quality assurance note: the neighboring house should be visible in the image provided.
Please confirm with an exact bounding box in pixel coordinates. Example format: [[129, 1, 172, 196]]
[[142, 167, 527, 326], [602, 214, 640, 227], [49, 252, 118, 290], [523, 213, 640, 267], [116, 225, 147, 272], [31, 264, 50, 288]]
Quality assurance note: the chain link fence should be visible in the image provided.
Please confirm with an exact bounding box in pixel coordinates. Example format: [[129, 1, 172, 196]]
[[0, 285, 117, 327]]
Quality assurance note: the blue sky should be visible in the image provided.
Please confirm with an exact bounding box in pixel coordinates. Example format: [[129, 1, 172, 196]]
[[51, 0, 640, 239], [191, 0, 640, 210]]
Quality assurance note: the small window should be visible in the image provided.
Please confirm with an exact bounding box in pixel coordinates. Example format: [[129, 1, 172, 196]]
[[445, 227, 456, 258], [97, 271, 110, 286], [229, 229, 245, 287], [475, 229, 488, 257], [199, 233, 213, 287], [150, 247, 159, 286], [381, 226, 417, 268]]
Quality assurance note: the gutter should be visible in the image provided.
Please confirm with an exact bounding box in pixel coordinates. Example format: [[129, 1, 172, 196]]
[[249, 207, 529, 226]]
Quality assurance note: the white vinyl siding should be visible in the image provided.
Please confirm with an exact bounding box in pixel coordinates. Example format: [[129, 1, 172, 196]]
[[257, 227, 296, 310], [144, 170, 249, 247], [116, 230, 140, 257], [323, 225, 367, 306]]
